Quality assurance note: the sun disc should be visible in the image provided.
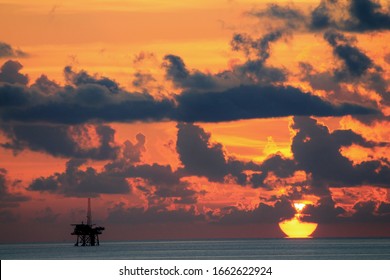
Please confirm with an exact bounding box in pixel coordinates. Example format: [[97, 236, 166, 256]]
[[279, 217, 318, 238]]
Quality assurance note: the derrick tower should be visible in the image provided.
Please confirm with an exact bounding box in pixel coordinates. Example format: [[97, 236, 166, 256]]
[[71, 198, 105, 246]]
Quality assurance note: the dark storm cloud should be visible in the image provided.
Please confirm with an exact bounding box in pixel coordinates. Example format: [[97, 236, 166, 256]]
[[106, 203, 204, 224], [291, 117, 390, 189], [0, 42, 28, 58], [217, 198, 295, 224], [0, 60, 28, 85], [28, 159, 130, 197], [0, 168, 29, 208], [175, 85, 377, 123], [0, 123, 120, 160]]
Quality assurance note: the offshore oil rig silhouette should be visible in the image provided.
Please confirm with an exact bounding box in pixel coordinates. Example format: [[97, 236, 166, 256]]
[[71, 198, 105, 246]]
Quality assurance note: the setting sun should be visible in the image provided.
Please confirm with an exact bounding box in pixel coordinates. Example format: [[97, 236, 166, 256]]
[[279, 217, 318, 238], [279, 202, 318, 238]]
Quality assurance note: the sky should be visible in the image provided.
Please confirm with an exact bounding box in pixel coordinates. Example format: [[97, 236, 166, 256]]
[[0, 0, 390, 243]]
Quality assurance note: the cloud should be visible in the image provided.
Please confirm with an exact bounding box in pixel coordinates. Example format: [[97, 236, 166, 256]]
[[106, 203, 204, 224], [250, 154, 297, 188], [132, 51, 156, 64], [27, 135, 199, 202], [328, 0, 390, 32], [176, 123, 298, 189], [175, 120, 390, 193], [28, 159, 131, 197], [251, 0, 390, 33], [0, 62, 376, 125], [0, 60, 29, 85], [217, 198, 295, 224], [132, 72, 156, 89], [291, 117, 390, 190], [0, 70, 175, 124], [324, 30, 373, 77], [122, 133, 146, 163], [229, 31, 287, 84], [64, 66, 120, 94], [303, 197, 390, 223], [175, 85, 377, 123], [163, 30, 288, 91], [299, 62, 341, 93], [31, 75, 61, 94], [0, 123, 120, 160], [0, 168, 29, 208], [248, 3, 305, 30], [302, 196, 346, 223], [163, 54, 218, 90], [231, 30, 284, 63], [323, 31, 389, 106], [176, 123, 252, 184], [105, 161, 199, 204], [0, 42, 28, 58], [248, 3, 390, 107]]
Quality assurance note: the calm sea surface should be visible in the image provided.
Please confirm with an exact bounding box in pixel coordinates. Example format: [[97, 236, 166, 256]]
[[1, 238, 390, 260]]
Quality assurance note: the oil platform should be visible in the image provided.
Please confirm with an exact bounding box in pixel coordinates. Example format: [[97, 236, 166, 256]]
[[71, 198, 105, 246]]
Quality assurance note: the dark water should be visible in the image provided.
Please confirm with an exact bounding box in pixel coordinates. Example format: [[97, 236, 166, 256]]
[[1, 238, 390, 260]]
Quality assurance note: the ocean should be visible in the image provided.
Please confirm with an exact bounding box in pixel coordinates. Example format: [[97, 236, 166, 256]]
[[1, 238, 390, 260]]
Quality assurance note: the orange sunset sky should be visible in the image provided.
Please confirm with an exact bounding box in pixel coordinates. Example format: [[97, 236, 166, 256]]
[[1, 0, 390, 242]]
